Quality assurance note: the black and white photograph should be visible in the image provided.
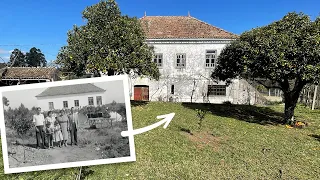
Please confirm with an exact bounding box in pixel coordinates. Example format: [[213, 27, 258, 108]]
[[0, 75, 135, 174]]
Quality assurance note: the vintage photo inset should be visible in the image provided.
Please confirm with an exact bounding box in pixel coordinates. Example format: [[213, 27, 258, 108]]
[[0, 75, 135, 174]]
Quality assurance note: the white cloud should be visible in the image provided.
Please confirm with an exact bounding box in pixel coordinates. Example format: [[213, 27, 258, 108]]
[[0, 49, 10, 54]]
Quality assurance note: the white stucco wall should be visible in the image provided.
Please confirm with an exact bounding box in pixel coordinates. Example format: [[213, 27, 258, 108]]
[[36, 92, 106, 111], [129, 40, 242, 104], [126, 40, 261, 104]]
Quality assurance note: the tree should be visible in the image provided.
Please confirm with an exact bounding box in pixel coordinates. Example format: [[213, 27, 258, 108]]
[[2, 96, 9, 107], [9, 49, 26, 67], [25, 47, 47, 67], [5, 104, 34, 163], [212, 12, 320, 124], [56, 0, 160, 79]]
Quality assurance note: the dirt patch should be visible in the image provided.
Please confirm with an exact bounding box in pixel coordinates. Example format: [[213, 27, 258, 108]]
[[5, 121, 130, 168], [182, 131, 227, 151]]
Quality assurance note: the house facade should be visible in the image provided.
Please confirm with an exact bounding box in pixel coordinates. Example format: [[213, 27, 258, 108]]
[[129, 15, 262, 104], [35, 83, 106, 111]]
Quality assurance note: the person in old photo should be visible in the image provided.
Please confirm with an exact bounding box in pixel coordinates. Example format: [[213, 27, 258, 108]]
[[56, 110, 69, 147], [32, 107, 47, 149], [68, 107, 79, 146]]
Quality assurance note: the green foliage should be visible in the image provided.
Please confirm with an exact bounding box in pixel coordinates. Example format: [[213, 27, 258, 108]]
[[212, 12, 320, 122], [4, 104, 34, 136], [25, 47, 47, 67], [56, 0, 160, 79], [196, 109, 207, 129], [8, 47, 47, 67], [9, 49, 26, 67]]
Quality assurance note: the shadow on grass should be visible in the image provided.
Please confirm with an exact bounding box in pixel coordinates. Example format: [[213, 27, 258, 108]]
[[130, 100, 149, 107], [182, 103, 285, 125], [24, 143, 38, 149], [308, 134, 320, 142]]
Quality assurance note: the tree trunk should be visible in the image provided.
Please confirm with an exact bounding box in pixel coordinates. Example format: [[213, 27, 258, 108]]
[[284, 96, 297, 124], [283, 88, 304, 124], [107, 69, 115, 76]]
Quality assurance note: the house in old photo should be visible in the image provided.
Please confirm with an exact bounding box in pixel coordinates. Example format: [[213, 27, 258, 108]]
[[129, 15, 265, 104], [35, 83, 106, 111], [0, 67, 60, 86]]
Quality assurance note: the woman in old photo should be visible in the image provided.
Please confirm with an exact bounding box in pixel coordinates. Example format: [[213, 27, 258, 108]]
[[56, 110, 69, 147]]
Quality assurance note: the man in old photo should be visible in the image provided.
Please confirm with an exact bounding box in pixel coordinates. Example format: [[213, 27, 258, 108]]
[[33, 107, 47, 149], [68, 107, 79, 146]]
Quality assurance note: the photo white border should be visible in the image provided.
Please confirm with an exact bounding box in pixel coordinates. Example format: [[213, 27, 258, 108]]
[[0, 75, 136, 174]]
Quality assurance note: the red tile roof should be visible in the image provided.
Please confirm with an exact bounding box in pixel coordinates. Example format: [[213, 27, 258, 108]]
[[1, 67, 59, 80], [140, 16, 238, 39]]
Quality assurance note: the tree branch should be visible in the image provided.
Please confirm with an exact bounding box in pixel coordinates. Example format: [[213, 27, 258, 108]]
[[254, 79, 282, 90]]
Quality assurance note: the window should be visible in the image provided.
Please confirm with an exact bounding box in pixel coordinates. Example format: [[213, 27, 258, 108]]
[[171, 85, 174, 94], [49, 102, 54, 110], [153, 54, 163, 67], [207, 85, 226, 96], [74, 100, 79, 107], [63, 101, 68, 108], [96, 96, 102, 106], [205, 50, 217, 68], [88, 97, 94, 106], [176, 54, 186, 68]]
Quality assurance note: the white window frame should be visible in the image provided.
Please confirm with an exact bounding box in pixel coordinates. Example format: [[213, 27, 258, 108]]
[[176, 53, 186, 68], [74, 100, 79, 107], [207, 85, 226, 96], [96, 96, 102, 106], [49, 102, 54, 110], [63, 101, 68, 108], [205, 50, 217, 68], [153, 53, 163, 67], [88, 97, 94, 106]]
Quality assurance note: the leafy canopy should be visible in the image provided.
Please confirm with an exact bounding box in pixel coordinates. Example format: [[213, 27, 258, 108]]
[[25, 47, 47, 67], [9, 49, 26, 67], [212, 12, 320, 91], [56, 0, 160, 79], [212, 12, 320, 123], [8, 48, 47, 67]]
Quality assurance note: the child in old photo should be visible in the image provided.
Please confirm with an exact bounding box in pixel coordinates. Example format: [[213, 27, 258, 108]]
[[54, 121, 63, 148], [45, 121, 54, 149]]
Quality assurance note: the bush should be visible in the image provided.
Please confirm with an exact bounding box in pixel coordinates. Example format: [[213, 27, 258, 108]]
[[222, 101, 232, 105], [4, 104, 34, 136]]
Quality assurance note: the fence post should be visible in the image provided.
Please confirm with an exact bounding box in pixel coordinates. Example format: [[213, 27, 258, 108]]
[[312, 85, 318, 110]]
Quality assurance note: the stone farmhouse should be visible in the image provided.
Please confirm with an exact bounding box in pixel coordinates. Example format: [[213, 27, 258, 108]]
[[129, 15, 264, 104]]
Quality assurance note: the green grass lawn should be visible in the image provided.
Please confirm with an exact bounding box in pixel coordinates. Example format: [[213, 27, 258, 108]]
[[0, 102, 319, 179]]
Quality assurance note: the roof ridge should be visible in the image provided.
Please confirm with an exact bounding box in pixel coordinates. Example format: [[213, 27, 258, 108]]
[[140, 15, 189, 19], [189, 16, 239, 37]]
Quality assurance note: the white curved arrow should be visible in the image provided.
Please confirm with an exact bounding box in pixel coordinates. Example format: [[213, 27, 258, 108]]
[[121, 113, 175, 137]]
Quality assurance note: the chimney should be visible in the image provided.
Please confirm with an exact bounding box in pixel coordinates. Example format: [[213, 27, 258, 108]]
[[144, 11, 147, 17], [188, 11, 191, 17]]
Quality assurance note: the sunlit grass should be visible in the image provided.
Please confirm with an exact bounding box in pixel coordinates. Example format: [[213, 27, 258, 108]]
[[0, 102, 319, 179]]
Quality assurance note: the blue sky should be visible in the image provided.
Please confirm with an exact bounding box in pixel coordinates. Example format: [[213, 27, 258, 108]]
[[0, 0, 319, 64]]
